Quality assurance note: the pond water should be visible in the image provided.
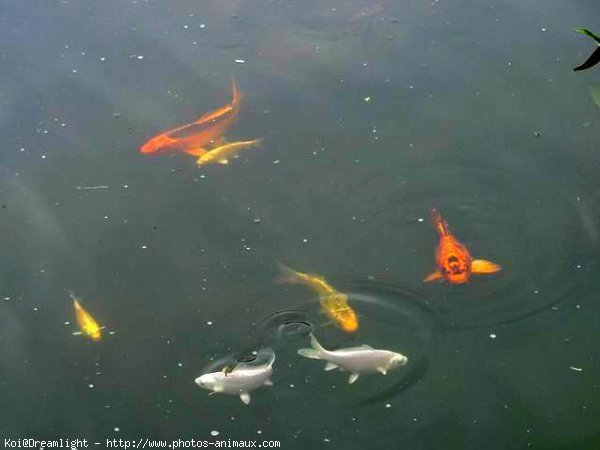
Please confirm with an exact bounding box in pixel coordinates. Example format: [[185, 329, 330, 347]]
[[1, 0, 600, 449]]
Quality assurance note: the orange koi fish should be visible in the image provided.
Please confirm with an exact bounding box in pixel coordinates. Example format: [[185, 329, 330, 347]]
[[70, 292, 104, 341], [140, 76, 241, 156], [424, 208, 501, 284], [275, 262, 358, 333]]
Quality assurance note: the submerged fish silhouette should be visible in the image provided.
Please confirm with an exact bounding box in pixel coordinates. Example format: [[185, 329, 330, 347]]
[[573, 28, 600, 71]]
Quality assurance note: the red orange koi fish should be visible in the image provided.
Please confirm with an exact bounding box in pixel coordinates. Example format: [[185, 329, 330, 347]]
[[140, 77, 240, 156], [424, 208, 501, 284]]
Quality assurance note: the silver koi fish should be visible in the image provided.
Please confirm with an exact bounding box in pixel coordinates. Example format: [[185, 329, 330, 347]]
[[195, 349, 275, 405], [297, 334, 407, 384]]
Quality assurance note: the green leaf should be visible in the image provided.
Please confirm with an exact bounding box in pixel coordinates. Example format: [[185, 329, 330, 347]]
[[573, 28, 600, 44], [588, 86, 600, 108]]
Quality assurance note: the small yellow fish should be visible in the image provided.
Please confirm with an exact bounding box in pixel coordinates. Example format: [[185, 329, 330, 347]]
[[275, 262, 358, 333], [196, 138, 263, 166], [71, 293, 103, 342]]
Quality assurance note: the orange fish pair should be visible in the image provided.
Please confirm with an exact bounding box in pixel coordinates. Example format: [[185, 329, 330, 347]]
[[424, 208, 501, 284], [140, 77, 241, 157]]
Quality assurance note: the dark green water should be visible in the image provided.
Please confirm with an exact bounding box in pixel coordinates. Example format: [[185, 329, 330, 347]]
[[1, 0, 600, 449]]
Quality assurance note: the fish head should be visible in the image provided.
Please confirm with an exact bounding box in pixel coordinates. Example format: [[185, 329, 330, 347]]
[[195, 372, 223, 392], [196, 153, 213, 166], [337, 309, 359, 333], [440, 254, 471, 284], [140, 134, 177, 154], [89, 329, 102, 341], [390, 353, 408, 367]]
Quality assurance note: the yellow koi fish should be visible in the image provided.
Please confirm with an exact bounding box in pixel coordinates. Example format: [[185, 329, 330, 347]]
[[196, 138, 263, 166], [70, 293, 103, 342], [275, 262, 358, 333]]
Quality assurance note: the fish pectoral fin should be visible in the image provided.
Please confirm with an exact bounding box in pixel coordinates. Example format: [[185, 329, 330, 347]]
[[471, 259, 502, 274], [263, 378, 274, 386], [208, 391, 218, 396], [217, 159, 229, 164], [183, 147, 208, 157], [72, 331, 83, 336], [324, 362, 338, 371], [423, 270, 443, 282], [240, 392, 251, 405], [348, 373, 360, 384], [377, 367, 388, 375]]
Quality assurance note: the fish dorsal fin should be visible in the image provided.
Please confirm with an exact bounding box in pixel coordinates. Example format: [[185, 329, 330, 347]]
[[359, 344, 373, 350]]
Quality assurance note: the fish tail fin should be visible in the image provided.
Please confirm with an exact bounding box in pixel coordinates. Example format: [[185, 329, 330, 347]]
[[230, 76, 242, 109], [430, 207, 450, 237], [66, 289, 79, 305], [274, 260, 303, 285], [297, 334, 327, 360]]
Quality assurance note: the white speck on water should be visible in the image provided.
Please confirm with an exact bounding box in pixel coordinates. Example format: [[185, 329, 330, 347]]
[[72, 69, 78, 73], [570, 366, 583, 372], [141, 245, 147, 249], [33, 307, 38, 312], [64, 321, 70, 325], [100, 57, 106, 61], [200, 24, 206, 28], [257, 430, 262, 435], [273, 160, 280, 164], [541, 27, 547, 32], [183, 25, 188, 29], [177, 362, 183, 367], [385, 403, 391, 408], [324, 438, 331, 443], [302, 238, 308, 243], [114, 427, 120, 432], [417, 218, 424, 222], [533, 290, 540, 294], [489, 333, 497, 339], [4, 296, 10, 301], [575, 264, 582, 269], [235, 59, 246, 64], [137, 55, 144, 60], [88, 384, 94, 388], [41, 155, 46, 159], [210, 431, 219, 437], [206, 321, 213, 326]]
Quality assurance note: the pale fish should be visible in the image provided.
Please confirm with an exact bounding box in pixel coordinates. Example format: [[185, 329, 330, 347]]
[[195, 349, 275, 405], [196, 138, 263, 166], [297, 334, 407, 384]]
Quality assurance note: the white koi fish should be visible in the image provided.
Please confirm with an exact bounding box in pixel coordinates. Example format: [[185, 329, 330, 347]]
[[195, 349, 275, 405], [297, 334, 407, 384]]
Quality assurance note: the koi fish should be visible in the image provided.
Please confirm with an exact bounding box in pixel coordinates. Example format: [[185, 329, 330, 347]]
[[424, 208, 501, 284], [195, 349, 275, 405], [70, 292, 103, 341], [196, 138, 263, 166], [573, 28, 600, 71], [275, 262, 358, 333], [297, 334, 407, 384], [140, 76, 241, 156]]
